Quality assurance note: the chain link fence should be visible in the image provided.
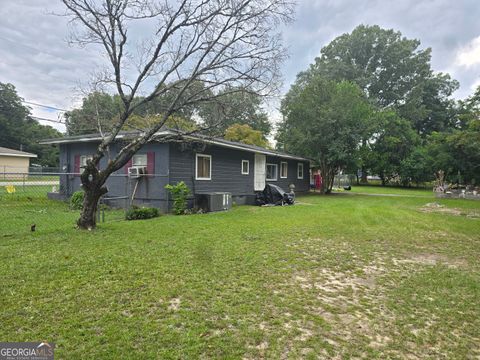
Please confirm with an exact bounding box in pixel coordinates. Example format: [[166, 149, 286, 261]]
[[0, 170, 130, 236], [333, 174, 355, 190]]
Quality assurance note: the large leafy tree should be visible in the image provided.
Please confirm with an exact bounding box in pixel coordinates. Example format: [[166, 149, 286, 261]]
[[312, 24, 432, 108], [280, 76, 372, 193], [302, 24, 460, 183], [0, 82, 61, 167], [309, 25, 458, 137]]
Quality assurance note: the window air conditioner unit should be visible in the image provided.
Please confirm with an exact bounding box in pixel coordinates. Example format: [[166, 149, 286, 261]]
[[128, 166, 147, 178]]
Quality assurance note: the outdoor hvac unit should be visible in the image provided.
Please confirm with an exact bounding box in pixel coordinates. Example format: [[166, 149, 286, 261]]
[[128, 166, 147, 178], [195, 192, 232, 212]]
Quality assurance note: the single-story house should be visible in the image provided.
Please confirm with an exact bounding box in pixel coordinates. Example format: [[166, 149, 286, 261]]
[[0, 146, 37, 179], [40, 130, 310, 212]]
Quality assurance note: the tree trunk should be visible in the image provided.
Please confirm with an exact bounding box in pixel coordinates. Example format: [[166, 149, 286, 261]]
[[75, 129, 146, 230], [319, 162, 335, 194], [380, 173, 386, 186], [361, 166, 368, 183], [77, 184, 107, 229], [77, 164, 108, 230]]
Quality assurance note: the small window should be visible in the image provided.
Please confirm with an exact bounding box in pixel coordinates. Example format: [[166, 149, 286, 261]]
[[196, 154, 211, 180], [266, 163, 277, 181], [80, 155, 93, 168], [280, 161, 288, 178], [132, 154, 147, 167], [297, 163, 304, 179], [241, 160, 249, 175]]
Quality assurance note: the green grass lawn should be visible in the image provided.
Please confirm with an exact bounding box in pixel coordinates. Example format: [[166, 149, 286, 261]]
[[0, 186, 125, 234], [343, 184, 433, 197], [1, 189, 479, 358]]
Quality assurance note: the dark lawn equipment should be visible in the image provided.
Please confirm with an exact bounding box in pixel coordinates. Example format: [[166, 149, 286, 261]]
[[255, 184, 295, 206]]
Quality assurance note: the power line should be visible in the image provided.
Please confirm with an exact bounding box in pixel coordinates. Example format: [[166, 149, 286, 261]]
[[31, 116, 66, 125], [23, 101, 68, 112]]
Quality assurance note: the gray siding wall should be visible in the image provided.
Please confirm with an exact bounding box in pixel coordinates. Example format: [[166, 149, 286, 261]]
[[59, 142, 171, 212], [57, 140, 309, 210], [265, 156, 310, 193], [169, 143, 255, 204], [169, 143, 310, 201]]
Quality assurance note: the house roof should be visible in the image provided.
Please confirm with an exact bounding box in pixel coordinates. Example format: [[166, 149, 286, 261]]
[[0, 146, 37, 158], [39, 130, 309, 161]]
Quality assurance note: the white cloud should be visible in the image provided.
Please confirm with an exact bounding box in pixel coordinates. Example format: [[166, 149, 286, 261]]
[[455, 36, 480, 67], [469, 77, 480, 92]]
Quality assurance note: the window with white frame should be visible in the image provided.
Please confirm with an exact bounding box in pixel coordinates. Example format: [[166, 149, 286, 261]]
[[196, 154, 211, 180], [241, 160, 249, 175], [132, 154, 147, 167], [297, 163, 304, 179], [80, 155, 94, 168], [280, 161, 288, 178], [266, 163, 277, 181]]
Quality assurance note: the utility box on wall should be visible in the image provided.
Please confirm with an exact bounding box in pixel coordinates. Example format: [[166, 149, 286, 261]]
[[195, 192, 232, 212]]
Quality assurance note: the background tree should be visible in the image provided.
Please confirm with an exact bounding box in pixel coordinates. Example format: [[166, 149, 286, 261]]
[[125, 114, 197, 132], [65, 92, 123, 135], [198, 87, 271, 136], [398, 146, 433, 186], [366, 111, 420, 185], [426, 120, 480, 185], [397, 73, 459, 136], [304, 24, 459, 182], [0, 82, 61, 166], [456, 85, 480, 129], [62, 0, 293, 229], [311, 24, 432, 109], [224, 124, 268, 147], [280, 76, 372, 193], [65, 82, 206, 135], [422, 86, 480, 186]]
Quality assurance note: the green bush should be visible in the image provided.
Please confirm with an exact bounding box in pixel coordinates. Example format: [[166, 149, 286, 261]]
[[70, 191, 84, 210], [165, 181, 190, 215], [125, 206, 160, 220]]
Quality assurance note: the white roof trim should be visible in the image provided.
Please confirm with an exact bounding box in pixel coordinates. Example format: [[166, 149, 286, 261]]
[[38, 131, 173, 145], [39, 133, 129, 144], [40, 130, 308, 161], [0, 152, 37, 158]]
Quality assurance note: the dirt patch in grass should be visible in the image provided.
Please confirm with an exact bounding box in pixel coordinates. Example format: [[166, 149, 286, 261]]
[[283, 262, 391, 353], [168, 297, 181, 311], [419, 202, 480, 218], [273, 236, 478, 358], [394, 253, 468, 268]]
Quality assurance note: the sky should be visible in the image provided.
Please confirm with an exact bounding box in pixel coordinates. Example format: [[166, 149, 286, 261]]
[[1, 0, 479, 133]]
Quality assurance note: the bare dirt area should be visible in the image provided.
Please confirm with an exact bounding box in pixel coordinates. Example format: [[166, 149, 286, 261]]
[[268, 237, 478, 359], [419, 202, 480, 218]]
